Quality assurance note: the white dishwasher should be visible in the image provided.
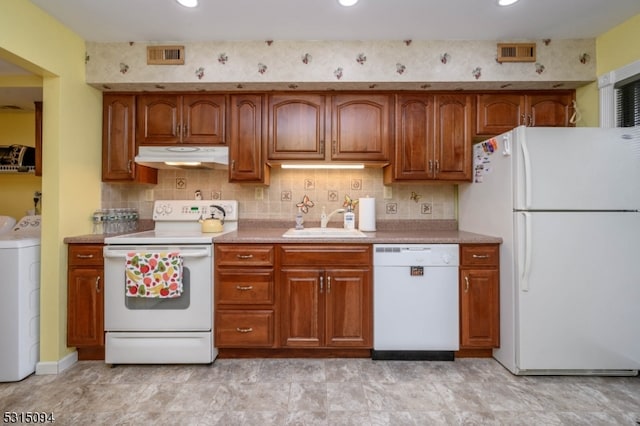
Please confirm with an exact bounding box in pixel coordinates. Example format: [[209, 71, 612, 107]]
[[372, 244, 459, 360]]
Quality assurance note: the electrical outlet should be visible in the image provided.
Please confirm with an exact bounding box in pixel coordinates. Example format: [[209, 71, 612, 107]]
[[383, 186, 392, 199], [255, 187, 264, 200]]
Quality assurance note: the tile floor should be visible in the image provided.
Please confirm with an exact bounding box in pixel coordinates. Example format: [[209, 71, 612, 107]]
[[1, 358, 639, 425]]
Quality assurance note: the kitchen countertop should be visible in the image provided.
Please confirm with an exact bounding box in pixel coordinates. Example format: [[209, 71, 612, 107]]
[[214, 220, 502, 245], [64, 219, 502, 245]]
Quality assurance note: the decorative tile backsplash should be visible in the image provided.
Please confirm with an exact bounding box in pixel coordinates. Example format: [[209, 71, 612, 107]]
[[102, 168, 456, 223]]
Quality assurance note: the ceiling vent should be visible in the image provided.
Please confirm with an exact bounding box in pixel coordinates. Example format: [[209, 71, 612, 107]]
[[147, 45, 185, 65], [496, 43, 536, 63]]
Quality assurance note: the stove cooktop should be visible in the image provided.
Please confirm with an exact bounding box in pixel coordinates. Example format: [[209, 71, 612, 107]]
[[104, 200, 238, 245]]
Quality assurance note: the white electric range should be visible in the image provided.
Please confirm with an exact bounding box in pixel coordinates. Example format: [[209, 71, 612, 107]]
[[103, 200, 237, 365]]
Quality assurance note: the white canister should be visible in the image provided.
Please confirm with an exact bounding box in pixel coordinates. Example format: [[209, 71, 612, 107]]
[[358, 197, 376, 231]]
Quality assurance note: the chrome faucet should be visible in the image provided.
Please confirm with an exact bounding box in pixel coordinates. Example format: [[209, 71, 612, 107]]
[[320, 207, 345, 228]]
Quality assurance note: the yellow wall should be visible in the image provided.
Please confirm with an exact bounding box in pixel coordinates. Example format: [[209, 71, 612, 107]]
[[0, 112, 43, 219], [576, 13, 640, 126], [0, 1, 102, 365]]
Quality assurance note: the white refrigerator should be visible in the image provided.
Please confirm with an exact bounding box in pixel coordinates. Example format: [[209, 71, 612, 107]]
[[459, 126, 640, 375]]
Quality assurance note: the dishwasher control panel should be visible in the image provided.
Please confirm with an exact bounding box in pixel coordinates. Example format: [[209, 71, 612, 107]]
[[373, 244, 459, 267]]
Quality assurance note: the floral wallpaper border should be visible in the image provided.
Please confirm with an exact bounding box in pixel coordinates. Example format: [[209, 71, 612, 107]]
[[87, 39, 595, 90]]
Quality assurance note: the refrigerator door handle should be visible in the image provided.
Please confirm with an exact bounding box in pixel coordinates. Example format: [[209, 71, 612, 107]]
[[520, 137, 532, 209], [520, 212, 532, 292]]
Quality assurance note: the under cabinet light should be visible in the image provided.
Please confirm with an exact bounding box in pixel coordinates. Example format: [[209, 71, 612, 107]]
[[281, 164, 365, 170], [497, 0, 519, 5], [338, 0, 359, 6], [165, 161, 202, 167], [176, 0, 198, 8]]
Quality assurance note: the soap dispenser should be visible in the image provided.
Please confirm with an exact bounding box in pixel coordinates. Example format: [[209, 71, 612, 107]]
[[343, 206, 355, 230]]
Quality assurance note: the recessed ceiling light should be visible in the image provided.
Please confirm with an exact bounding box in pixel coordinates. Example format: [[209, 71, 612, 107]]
[[176, 0, 198, 7], [338, 0, 359, 6], [498, 0, 520, 5]]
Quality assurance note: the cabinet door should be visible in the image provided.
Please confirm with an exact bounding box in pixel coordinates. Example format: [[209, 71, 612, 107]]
[[459, 268, 499, 348], [103, 94, 157, 184], [136, 94, 180, 144], [67, 267, 104, 347], [526, 93, 574, 127], [280, 269, 323, 347], [182, 94, 226, 144], [325, 268, 372, 348], [229, 94, 266, 182], [475, 94, 524, 136], [331, 94, 391, 161], [393, 94, 435, 180], [103, 95, 136, 181], [268, 94, 326, 160], [434, 94, 472, 181]]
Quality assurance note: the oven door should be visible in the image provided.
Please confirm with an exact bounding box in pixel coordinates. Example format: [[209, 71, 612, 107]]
[[103, 244, 212, 331]]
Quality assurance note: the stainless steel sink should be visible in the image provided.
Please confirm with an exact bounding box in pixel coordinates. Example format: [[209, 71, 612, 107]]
[[282, 227, 369, 238]]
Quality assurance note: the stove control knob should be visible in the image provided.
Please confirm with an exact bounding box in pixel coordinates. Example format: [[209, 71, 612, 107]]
[[442, 253, 452, 264]]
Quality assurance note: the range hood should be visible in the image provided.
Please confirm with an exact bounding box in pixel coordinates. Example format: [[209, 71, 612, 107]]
[[134, 146, 229, 170]]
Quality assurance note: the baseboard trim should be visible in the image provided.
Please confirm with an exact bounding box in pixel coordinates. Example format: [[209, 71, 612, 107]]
[[35, 351, 78, 375]]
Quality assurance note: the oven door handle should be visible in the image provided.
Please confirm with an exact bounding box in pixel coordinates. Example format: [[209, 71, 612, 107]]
[[103, 249, 211, 259]]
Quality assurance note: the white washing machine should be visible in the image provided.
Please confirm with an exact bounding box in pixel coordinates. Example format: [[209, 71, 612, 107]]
[[0, 215, 41, 382]]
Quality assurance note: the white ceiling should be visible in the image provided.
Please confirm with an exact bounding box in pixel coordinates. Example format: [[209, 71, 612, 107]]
[[27, 0, 640, 42], [2, 0, 640, 112]]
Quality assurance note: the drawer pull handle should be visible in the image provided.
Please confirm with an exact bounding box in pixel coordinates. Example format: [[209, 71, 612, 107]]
[[237, 254, 254, 259], [236, 327, 253, 333], [76, 254, 94, 259], [464, 276, 470, 292], [472, 254, 490, 259], [236, 285, 253, 291]]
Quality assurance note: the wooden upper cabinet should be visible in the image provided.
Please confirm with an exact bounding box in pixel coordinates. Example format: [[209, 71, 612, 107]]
[[268, 94, 326, 160], [435, 94, 473, 181], [34, 101, 42, 176], [389, 93, 471, 182], [266, 93, 391, 163], [136, 93, 226, 145], [475, 94, 524, 136], [229, 94, 268, 183], [526, 93, 574, 127], [102, 94, 157, 184], [393, 94, 435, 180], [331, 94, 392, 162], [476, 91, 575, 136]]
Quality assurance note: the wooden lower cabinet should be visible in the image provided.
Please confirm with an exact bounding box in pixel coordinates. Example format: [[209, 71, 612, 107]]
[[67, 244, 105, 360], [458, 244, 500, 356], [280, 245, 372, 349], [215, 245, 276, 348]]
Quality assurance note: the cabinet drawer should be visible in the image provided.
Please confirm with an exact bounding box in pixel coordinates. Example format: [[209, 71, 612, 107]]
[[217, 269, 274, 305], [280, 245, 371, 266], [216, 310, 274, 347], [68, 244, 104, 266], [460, 245, 499, 266], [216, 245, 274, 266]]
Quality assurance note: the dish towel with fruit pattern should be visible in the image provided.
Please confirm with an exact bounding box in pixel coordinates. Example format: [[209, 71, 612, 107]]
[[125, 252, 184, 298]]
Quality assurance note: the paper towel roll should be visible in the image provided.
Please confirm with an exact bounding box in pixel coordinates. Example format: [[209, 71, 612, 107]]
[[358, 197, 376, 231]]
